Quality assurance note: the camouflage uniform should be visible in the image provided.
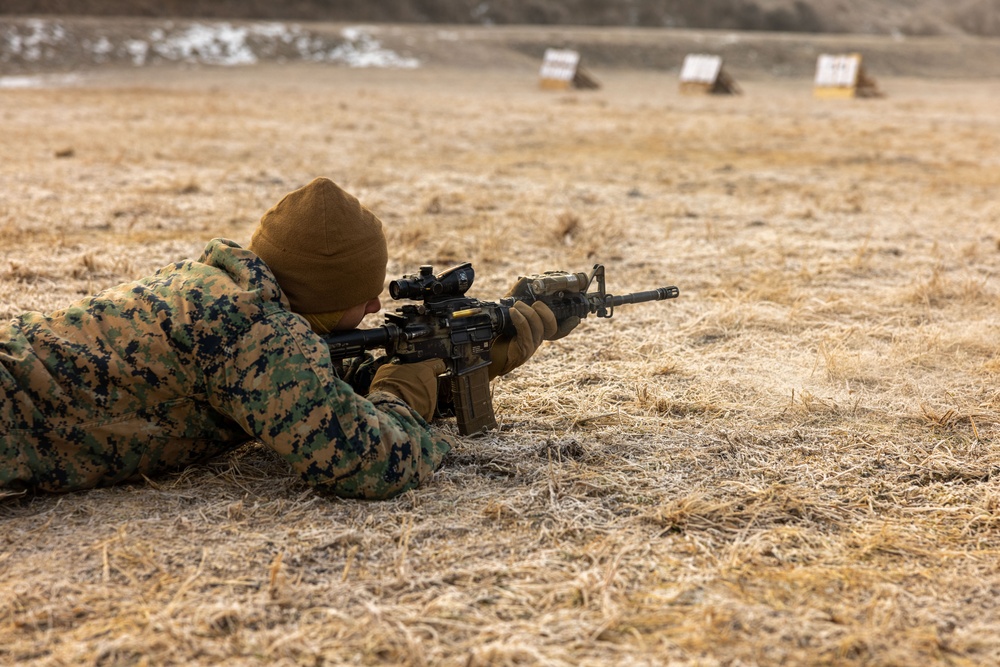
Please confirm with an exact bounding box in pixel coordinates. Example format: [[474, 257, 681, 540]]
[[0, 239, 453, 498]]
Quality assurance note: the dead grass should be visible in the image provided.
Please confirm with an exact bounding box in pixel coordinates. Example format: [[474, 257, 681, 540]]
[[2, 59, 1000, 666]]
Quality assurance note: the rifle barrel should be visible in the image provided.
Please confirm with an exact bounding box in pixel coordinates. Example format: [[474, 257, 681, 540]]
[[606, 286, 679, 307]]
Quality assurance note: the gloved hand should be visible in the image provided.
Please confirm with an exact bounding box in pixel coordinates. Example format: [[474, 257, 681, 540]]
[[487, 276, 582, 379], [488, 300, 552, 379], [504, 276, 582, 341], [369, 358, 447, 422]]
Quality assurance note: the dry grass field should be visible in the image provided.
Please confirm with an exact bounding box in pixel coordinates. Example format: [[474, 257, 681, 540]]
[[2, 47, 1000, 666]]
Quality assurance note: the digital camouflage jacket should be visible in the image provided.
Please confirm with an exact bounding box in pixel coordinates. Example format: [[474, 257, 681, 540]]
[[0, 239, 452, 498]]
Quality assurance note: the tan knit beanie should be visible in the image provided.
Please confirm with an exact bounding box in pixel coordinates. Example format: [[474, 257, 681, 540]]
[[249, 178, 388, 314]]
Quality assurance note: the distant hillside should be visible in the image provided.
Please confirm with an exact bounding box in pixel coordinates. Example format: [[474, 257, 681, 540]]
[[3, 0, 1000, 37]]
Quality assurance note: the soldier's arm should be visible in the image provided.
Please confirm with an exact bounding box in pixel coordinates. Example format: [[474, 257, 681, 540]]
[[206, 316, 452, 499]]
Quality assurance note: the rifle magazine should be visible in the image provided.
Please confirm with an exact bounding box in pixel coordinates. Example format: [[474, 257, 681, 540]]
[[452, 367, 497, 436]]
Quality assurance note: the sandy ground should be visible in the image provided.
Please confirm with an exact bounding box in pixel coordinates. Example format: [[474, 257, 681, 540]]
[[2, 56, 1000, 666]]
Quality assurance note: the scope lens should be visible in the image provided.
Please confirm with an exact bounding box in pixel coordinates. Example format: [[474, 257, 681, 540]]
[[389, 279, 414, 300]]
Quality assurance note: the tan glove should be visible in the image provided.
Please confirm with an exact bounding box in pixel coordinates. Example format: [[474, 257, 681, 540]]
[[545, 312, 581, 341], [369, 358, 447, 422], [488, 300, 557, 379], [503, 276, 582, 341]]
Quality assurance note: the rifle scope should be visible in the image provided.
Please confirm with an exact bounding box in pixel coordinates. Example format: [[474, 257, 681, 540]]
[[389, 262, 474, 300]]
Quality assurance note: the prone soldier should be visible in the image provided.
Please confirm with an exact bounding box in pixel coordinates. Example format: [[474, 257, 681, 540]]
[[0, 178, 567, 499]]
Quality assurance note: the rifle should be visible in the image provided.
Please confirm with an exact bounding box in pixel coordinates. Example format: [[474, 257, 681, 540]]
[[322, 263, 678, 435]]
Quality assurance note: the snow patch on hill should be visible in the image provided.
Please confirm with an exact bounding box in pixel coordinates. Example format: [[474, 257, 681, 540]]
[[0, 19, 420, 76]]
